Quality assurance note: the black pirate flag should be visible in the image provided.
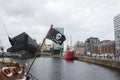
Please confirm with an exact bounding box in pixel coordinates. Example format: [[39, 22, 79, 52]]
[[46, 27, 66, 45]]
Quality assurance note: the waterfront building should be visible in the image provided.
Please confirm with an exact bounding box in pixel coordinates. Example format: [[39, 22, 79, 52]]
[[73, 41, 85, 55], [100, 40, 115, 55], [41, 41, 53, 54], [85, 37, 100, 55], [114, 14, 120, 56], [92, 44, 100, 54], [53, 27, 64, 55]]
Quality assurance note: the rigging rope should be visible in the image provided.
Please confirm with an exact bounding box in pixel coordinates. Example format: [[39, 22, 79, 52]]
[[0, 18, 14, 46], [0, 18, 9, 37], [0, 39, 3, 46]]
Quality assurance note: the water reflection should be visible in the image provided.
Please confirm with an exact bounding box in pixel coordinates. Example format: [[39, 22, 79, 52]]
[[10, 57, 120, 80], [48, 58, 63, 80]]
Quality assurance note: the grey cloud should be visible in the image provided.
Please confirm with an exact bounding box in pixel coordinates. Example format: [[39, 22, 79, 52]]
[[0, 0, 120, 50]]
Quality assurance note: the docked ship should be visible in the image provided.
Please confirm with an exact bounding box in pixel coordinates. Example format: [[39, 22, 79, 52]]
[[63, 45, 74, 60]]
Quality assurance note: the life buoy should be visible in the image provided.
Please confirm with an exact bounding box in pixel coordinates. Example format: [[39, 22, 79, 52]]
[[13, 67, 23, 74], [1, 67, 13, 77]]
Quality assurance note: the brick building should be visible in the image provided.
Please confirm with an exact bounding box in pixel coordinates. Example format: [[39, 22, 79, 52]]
[[85, 37, 100, 55], [74, 41, 85, 55], [91, 40, 115, 56], [92, 44, 100, 54], [100, 40, 115, 55]]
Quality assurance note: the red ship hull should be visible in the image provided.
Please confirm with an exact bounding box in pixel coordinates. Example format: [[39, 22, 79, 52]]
[[63, 51, 74, 60]]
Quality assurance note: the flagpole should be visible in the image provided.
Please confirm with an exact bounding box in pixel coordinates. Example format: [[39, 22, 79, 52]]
[[26, 25, 53, 75]]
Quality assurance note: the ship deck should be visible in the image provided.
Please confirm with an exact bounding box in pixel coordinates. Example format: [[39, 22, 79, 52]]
[[0, 61, 24, 80]]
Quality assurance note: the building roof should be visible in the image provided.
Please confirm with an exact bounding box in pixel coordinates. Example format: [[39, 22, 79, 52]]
[[100, 40, 115, 46], [113, 13, 120, 20], [74, 41, 85, 47]]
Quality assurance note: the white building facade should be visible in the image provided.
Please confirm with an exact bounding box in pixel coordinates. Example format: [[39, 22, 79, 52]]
[[114, 14, 120, 56]]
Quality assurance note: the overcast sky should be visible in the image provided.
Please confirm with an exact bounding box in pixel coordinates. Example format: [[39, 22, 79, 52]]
[[0, 0, 120, 50]]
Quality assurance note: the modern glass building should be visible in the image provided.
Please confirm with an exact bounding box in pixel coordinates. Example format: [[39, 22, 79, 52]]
[[85, 37, 100, 55], [114, 14, 120, 56]]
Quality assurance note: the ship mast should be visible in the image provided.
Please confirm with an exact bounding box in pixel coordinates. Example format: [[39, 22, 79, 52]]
[[70, 36, 72, 51]]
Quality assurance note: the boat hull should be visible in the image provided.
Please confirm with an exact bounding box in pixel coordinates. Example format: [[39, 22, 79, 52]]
[[63, 51, 74, 60]]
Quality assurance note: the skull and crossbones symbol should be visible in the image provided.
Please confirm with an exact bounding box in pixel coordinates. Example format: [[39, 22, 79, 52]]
[[56, 33, 62, 40], [53, 33, 62, 44]]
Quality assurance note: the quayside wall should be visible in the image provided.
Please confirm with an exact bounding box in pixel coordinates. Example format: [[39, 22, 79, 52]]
[[75, 56, 120, 70]]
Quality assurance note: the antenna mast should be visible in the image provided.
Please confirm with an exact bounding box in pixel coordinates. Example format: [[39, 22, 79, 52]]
[[70, 35, 73, 51]]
